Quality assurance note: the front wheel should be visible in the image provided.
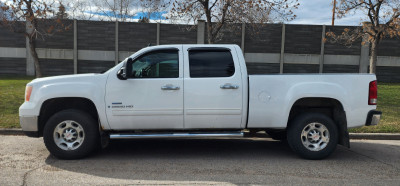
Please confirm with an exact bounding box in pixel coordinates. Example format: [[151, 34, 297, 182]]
[[43, 109, 100, 159], [287, 113, 338, 160]]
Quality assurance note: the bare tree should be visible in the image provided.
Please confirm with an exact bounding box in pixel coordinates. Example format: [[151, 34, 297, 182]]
[[0, 2, 6, 18], [60, 0, 96, 20], [93, 0, 140, 21], [138, 16, 150, 23], [327, 0, 400, 74], [54, 3, 68, 19], [0, 1, 72, 77], [168, 0, 299, 44], [139, 0, 169, 22]]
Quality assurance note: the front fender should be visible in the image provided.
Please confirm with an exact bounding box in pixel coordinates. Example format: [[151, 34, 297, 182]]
[[19, 74, 110, 130]]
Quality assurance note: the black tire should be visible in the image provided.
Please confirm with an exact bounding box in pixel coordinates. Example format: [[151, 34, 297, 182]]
[[287, 113, 338, 160], [43, 109, 100, 159], [265, 129, 287, 141]]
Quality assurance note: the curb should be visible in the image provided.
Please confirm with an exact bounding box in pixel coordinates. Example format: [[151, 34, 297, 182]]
[[349, 133, 400, 140], [0, 128, 25, 136], [1, 128, 400, 140]]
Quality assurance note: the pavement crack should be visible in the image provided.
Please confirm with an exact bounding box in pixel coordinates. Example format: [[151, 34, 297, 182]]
[[21, 156, 58, 186], [22, 168, 36, 186]]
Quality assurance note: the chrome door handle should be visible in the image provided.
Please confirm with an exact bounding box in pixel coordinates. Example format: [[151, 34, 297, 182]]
[[161, 84, 180, 90], [220, 84, 239, 89]]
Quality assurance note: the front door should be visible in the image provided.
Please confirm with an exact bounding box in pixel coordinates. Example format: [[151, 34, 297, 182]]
[[183, 46, 243, 129], [105, 47, 184, 130]]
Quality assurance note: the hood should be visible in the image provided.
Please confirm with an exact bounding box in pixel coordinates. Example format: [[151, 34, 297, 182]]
[[28, 73, 103, 86]]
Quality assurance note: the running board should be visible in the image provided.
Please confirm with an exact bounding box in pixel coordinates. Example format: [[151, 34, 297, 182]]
[[109, 132, 244, 139]]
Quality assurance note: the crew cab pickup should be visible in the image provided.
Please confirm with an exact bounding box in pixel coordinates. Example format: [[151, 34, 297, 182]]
[[19, 44, 382, 160]]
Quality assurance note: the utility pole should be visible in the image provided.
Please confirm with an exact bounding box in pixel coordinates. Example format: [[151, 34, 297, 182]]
[[332, 0, 337, 26]]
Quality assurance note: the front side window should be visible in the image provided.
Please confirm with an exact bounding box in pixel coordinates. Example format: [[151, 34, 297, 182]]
[[189, 49, 235, 78], [128, 50, 179, 78]]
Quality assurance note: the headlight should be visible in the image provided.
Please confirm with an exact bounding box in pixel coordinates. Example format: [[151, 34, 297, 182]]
[[25, 86, 33, 102]]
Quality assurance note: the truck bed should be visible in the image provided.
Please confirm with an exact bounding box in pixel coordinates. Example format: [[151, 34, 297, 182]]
[[247, 74, 377, 129]]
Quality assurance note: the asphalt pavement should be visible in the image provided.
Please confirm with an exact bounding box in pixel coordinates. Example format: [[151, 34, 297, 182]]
[[0, 135, 399, 185]]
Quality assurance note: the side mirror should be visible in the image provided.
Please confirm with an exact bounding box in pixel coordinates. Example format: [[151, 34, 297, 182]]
[[117, 66, 127, 80], [117, 59, 132, 80]]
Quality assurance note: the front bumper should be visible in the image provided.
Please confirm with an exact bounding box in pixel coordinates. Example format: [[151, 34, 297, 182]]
[[365, 110, 382, 126], [20, 116, 39, 137]]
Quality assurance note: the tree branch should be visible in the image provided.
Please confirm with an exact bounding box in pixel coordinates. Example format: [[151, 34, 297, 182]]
[[375, 0, 383, 25], [210, 0, 218, 10], [386, 11, 400, 25], [211, 0, 230, 40]]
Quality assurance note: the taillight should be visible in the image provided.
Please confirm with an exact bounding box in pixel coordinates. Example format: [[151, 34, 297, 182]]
[[25, 86, 33, 102], [368, 80, 377, 105]]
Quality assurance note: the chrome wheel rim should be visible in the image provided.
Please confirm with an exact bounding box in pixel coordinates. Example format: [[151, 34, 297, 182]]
[[301, 122, 330, 151], [53, 120, 85, 151]]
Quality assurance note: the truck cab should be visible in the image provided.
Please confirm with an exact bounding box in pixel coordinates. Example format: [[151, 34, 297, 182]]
[[106, 45, 248, 130]]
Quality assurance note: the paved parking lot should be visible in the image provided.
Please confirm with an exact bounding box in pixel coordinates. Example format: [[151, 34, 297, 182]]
[[0, 135, 399, 185]]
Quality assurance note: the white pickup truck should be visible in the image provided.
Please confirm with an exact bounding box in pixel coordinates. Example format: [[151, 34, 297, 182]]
[[20, 44, 381, 160]]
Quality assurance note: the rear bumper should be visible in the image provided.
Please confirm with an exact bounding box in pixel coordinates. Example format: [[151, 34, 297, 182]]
[[20, 116, 39, 137], [365, 110, 382, 126]]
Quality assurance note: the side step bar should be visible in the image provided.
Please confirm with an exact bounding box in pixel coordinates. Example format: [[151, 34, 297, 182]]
[[110, 132, 244, 139]]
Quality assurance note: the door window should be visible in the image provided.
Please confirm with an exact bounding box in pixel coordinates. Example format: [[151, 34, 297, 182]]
[[128, 50, 179, 78], [188, 49, 235, 78]]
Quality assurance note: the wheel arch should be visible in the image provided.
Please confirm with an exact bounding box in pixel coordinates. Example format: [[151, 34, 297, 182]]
[[287, 97, 349, 147], [38, 97, 100, 137]]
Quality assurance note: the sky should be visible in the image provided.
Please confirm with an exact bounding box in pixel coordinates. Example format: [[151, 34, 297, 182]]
[[87, 11, 167, 20], [292, 0, 365, 26], [0, 0, 367, 26]]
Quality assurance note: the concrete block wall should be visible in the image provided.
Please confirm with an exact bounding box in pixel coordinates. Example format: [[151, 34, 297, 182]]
[[324, 26, 361, 55], [244, 24, 282, 53], [40, 59, 74, 77], [323, 64, 359, 73], [376, 66, 400, 82], [0, 25, 26, 48], [0, 20, 400, 82], [119, 22, 157, 51], [0, 58, 26, 75], [77, 21, 116, 73], [375, 37, 400, 82], [160, 24, 197, 44], [78, 60, 115, 74], [35, 20, 74, 49], [211, 24, 242, 47], [285, 25, 323, 54], [78, 21, 115, 51], [246, 63, 280, 74], [0, 25, 26, 75], [378, 37, 400, 56], [283, 64, 319, 73]]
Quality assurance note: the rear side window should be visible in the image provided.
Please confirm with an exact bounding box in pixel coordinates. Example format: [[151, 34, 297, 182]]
[[189, 50, 235, 78]]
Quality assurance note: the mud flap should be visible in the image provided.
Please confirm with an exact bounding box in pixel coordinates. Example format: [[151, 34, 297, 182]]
[[334, 108, 350, 148]]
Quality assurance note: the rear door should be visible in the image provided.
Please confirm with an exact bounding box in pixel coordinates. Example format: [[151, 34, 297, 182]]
[[183, 46, 243, 129]]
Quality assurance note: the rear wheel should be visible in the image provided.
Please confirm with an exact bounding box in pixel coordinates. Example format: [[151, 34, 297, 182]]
[[287, 113, 338, 160], [43, 109, 99, 159]]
